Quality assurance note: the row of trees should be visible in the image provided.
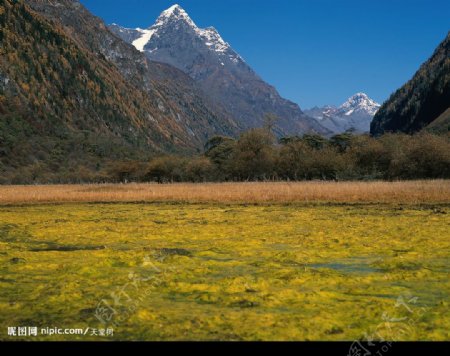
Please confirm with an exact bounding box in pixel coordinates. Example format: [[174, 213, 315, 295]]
[[104, 130, 450, 183], [3, 128, 449, 184]]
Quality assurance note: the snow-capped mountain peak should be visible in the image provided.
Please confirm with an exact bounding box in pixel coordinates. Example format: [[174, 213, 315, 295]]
[[130, 5, 195, 52], [120, 4, 243, 65], [154, 4, 196, 28], [161, 4, 184, 16], [305, 93, 381, 134], [338, 92, 381, 116], [110, 4, 245, 70]]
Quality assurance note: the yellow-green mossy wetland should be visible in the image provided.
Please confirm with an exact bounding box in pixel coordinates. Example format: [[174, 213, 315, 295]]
[[0, 203, 449, 340]]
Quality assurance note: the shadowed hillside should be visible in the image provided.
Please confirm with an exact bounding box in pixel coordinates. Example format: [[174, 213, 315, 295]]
[[371, 32, 450, 135]]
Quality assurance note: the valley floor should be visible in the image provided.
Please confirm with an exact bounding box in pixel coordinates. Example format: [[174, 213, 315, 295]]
[[0, 191, 449, 340]]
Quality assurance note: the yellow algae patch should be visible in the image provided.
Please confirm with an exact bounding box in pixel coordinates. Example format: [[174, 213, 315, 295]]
[[0, 203, 449, 341]]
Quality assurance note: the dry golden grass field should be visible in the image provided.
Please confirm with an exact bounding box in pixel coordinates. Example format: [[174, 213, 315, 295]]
[[0, 180, 449, 205]]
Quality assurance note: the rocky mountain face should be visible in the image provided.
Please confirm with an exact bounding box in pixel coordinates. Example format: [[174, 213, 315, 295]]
[[25, 0, 240, 150], [109, 4, 328, 137], [371, 32, 450, 135], [305, 93, 380, 134]]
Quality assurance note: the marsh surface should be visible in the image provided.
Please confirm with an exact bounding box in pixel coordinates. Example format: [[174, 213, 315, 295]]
[[0, 203, 449, 340]]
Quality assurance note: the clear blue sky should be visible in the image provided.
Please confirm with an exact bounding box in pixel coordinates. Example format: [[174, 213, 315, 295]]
[[80, 0, 450, 108]]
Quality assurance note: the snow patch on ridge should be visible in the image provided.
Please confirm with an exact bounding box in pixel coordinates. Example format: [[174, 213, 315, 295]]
[[132, 28, 156, 52]]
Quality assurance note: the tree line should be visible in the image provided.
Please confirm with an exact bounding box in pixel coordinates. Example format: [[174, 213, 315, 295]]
[[104, 129, 450, 184], [3, 127, 449, 184]]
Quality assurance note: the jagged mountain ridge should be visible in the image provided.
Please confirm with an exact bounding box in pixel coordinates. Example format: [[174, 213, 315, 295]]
[[371, 32, 450, 135], [109, 4, 328, 137], [305, 93, 381, 134]]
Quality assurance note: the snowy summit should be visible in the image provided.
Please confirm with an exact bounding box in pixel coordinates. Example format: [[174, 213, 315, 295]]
[[305, 93, 381, 134], [117, 4, 244, 65], [338, 93, 381, 117]]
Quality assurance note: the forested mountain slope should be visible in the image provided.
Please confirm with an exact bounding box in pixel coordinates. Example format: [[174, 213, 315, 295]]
[[371, 32, 450, 135]]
